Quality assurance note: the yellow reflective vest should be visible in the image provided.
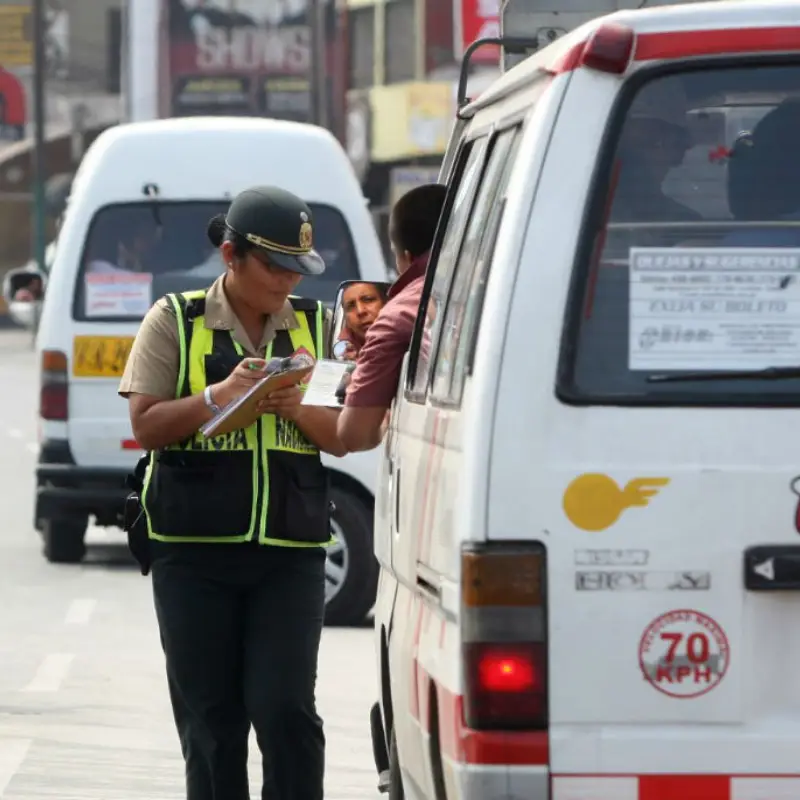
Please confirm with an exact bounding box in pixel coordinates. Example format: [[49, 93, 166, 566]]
[[141, 289, 332, 547]]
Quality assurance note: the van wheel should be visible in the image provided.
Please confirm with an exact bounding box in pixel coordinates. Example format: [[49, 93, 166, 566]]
[[42, 517, 87, 564], [389, 728, 404, 800], [324, 484, 378, 627]]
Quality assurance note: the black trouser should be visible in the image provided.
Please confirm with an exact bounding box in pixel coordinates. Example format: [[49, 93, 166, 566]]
[[151, 545, 327, 800]]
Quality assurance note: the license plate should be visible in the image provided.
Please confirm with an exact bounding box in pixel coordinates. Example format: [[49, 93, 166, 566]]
[[73, 336, 135, 378]]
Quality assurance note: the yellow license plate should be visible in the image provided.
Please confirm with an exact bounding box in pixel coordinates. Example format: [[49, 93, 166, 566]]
[[73, 336, 135, 378]]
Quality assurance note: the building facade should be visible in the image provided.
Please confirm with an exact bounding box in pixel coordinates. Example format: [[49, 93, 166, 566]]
[[0, 0, 123, 271], [343, 0, 501, 258]]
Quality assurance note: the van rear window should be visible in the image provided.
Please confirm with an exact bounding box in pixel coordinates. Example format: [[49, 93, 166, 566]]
[[72, 201, 359, 321], [559, 64, 800, 405]]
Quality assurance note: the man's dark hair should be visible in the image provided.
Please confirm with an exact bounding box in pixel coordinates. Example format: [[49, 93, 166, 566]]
[[389, 183, 447, 258]]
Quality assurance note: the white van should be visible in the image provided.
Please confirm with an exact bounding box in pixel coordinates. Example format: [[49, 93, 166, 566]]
[[369, 1, 800, 797], [29, 117, 386, 626]]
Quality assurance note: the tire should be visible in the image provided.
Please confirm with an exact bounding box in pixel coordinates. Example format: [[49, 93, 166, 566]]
[[42, 517, 88, 564], [389, 727, 404, 800], [324, 483, 378, 627]]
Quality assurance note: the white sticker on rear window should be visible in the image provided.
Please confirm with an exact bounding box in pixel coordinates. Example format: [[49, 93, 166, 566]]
[[629, 247, 800, 371], [84, 272, 153, 318]]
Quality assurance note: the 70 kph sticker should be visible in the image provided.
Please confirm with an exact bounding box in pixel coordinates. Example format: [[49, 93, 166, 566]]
[[638, 609, 730, 698]]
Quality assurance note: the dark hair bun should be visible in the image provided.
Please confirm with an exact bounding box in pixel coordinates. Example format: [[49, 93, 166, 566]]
[[207, 214, 227, 247]]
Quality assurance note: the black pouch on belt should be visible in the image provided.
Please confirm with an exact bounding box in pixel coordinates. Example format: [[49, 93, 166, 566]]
[[124, 453, 151, 576]]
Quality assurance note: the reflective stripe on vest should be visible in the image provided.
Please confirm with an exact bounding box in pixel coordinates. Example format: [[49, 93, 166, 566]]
[[140, 289, 332, 547]]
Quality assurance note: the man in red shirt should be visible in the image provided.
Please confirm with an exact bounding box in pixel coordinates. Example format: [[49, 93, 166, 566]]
[[337, 183, 446, 451]]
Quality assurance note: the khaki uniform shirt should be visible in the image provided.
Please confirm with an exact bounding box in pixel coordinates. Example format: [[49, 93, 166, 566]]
[[119, 275, 332, 399]]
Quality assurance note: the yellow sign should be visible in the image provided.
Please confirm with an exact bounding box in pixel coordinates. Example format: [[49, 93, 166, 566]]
[[562, 474, 670, 532], [73, 336, 135, 379], [369, 81, 455, 162], [406, 83, 452, 154], [0, 6, 32, 68]]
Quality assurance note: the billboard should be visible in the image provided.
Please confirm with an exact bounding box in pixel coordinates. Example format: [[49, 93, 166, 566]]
[[457, 0, 500, 64], [164, 0, 313, 121]]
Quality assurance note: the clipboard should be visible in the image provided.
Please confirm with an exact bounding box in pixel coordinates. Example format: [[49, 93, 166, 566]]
[[200, 364, 313, 438]]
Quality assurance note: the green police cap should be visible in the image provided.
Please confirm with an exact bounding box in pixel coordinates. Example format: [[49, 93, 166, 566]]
[[219, 185, 325, 276]]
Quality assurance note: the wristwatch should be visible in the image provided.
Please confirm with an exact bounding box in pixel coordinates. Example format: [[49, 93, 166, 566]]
[[204, 385, 222, 414]]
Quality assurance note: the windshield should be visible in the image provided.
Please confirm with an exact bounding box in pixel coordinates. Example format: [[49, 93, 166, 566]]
[[560, 63, 800, 404], [72, 201, 359, 321]]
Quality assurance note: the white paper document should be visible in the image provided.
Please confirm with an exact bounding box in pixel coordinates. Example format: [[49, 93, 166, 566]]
[[301, 359, 354, 408], [628, 247, 800, 371], [84, 272, 153, 318]]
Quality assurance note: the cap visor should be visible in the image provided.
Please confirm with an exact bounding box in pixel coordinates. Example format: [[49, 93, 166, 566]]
[[261, 247, 326, 276]]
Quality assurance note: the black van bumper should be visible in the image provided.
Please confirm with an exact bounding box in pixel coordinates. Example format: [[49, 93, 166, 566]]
[[35, 439, 130, 529]]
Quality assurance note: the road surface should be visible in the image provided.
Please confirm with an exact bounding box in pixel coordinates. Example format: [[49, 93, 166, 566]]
[[0, 331, 379, 799]]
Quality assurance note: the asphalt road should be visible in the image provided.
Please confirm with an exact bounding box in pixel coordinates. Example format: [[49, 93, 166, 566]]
[[0, 331, 379, 799]]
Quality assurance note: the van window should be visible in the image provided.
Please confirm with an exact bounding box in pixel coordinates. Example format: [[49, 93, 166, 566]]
[[560, 64, 800, 404], [408, 137, 488, 397], [430, 127, 521, 406], [72, 201, 359, 321]]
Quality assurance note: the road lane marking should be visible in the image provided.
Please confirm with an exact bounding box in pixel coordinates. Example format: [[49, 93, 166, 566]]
[[21, 654, 75, 693], [0, 738, 31, 796], [25, 443, 37, 454], [6, 429, 22, 440], [64, 598, 96, 626]]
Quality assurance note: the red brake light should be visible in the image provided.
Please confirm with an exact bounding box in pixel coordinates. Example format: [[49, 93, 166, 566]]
[[580, 22, 635, 75], [461, 543, 548, 731], [465, 642, 546, 730], [40, 349, 68, 421], [478, 649, 538, 693]]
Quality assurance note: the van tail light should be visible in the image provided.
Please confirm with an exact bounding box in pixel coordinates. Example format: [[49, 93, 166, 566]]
[[580, 22, 635, 75], [461, 543, 547, 730], [40, 349, 68, 421]]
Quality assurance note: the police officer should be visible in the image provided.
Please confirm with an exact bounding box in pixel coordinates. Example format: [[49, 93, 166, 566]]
[[119, 185, 346, 800]]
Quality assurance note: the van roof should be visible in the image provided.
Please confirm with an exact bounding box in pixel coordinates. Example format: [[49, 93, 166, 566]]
[[472, 0, 800, 112], [96, 115, 336, 145], [69, 116, 362, 208]]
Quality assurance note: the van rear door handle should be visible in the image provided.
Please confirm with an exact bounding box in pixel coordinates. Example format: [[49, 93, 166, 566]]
[[744, 545, 800, 590]]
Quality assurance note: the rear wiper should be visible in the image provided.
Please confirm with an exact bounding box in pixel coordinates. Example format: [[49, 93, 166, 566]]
[[648, 366, 800, 383]]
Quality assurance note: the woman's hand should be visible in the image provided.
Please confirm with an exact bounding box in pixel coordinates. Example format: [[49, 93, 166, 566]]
[[210, 357, 268, 408], [256, 385, 305, 421]]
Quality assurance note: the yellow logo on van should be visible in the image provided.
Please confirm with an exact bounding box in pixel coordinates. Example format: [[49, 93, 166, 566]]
[[563, 474, 670, 532]]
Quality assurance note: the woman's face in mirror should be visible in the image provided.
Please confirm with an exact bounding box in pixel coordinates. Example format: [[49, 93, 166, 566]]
[[342, 282, 386, 340]]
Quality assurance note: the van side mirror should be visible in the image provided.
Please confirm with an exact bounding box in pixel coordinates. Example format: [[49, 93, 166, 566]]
[[3, 268, 45, 304], [330, 279, 392, 361], [3, 268, 45, 331]]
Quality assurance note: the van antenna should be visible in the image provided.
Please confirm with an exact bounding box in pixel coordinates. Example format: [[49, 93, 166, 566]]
[[142, 182, 162, 228]]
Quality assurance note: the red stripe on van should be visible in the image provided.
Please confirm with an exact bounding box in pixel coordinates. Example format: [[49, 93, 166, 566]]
[[121, 439, 140, 450], [552, 774, 800, 799], [552, 26, 800, 74], [638, 774, 730, 800], [409, 600, 425, 723]]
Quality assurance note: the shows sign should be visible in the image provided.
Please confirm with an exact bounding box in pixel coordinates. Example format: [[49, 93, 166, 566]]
[[0, 69, 26, 144], [165, 0, 312, 122]]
